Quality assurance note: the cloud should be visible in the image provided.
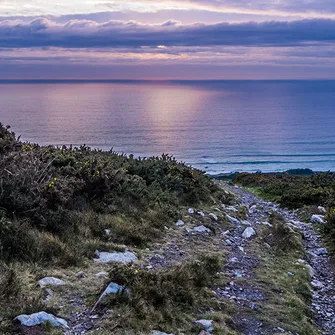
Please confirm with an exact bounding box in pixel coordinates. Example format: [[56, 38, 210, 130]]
[[1, 0, 335, 19], [1, 18, 335, 49]]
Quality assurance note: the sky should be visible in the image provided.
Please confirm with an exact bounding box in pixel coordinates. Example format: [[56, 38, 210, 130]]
[[1, 0, 335, 79]]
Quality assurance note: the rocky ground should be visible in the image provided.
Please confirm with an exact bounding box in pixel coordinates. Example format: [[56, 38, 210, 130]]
[[15, 182, 335, 335]]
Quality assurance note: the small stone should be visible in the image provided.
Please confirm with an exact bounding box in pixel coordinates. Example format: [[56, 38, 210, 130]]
[[249, 205, 257, 213], [311, 280, 324, 289], [194, 319, 213, 330], [242, 227, 256, 239], [176, 220, 185, 226], [95, 271, 108, 277], [226, 215, 240, 225], [209, 213, 218, 221], [225, 239, 233, 246], [241, 220, 251, 226], [104, 228, 111, 235], [197, 211, 205, 217], [287, 272, 294, 277], [77, 271, 87, 279], [38, 277, 66, 288], [315, 248, 328, 256], [193, 225, 211, 233], [238, 246, 244, 253], [264, 243, 271, 249], [311, 215, 325, 224], [14, 312, 68, 328], [305, 264, 315, 277], [262, 221, 273, 227], [94, 251, 139, 264], [188, 208, 195, 214], [152, 331, 174, 335], [318, 206, 327, 214], [226, 206, 238, 212]]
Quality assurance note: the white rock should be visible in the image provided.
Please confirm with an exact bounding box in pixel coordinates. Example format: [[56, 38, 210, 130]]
[[311, 280, 324, 289], [194, 319, 213, 330], [38, 277, 66, 288], [95, 271, 109, 277], [311, 215, 325, 224], [92, 282, 127, 312], [226, 215, 240, 225], [188, 208, 195, 214], [241, 220, 251, 226], [262, 221, 273, 227], [152, 331, 174, 335], [249, 205, 257, 213], [305, 264, 315, 278], [238, 246, 245, 253], [242, 227, 256, 239], [193, 225, 211, 233], [176, 220, 185, 226], [104, 229, 111, 235], [318, 206, 327, 214], [209, 213, 218, 221], [197, 211, 205, 217], [94, 251, 138, 264], [226, 206, 238, 212], [77, 271, 87, 279], [14, 312, 68, 328], [315, 248, 328, 256]]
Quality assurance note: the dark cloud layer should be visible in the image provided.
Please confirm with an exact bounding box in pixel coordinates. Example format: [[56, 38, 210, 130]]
[[1, 18, 335, 49]]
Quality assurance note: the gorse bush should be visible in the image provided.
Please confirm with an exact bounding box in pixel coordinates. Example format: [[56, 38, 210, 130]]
[[0, 123, 228, 264], [233, 172, 335, 209]]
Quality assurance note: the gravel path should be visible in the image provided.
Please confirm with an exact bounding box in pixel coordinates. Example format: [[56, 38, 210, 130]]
[[225, 184, 335, 335]]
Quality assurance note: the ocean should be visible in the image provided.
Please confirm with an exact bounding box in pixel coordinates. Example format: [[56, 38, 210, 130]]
[[0, 80, 334, 174]]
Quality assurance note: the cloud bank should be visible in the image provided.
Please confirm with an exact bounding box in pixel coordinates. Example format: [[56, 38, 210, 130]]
[[1, 18, 335, 49]]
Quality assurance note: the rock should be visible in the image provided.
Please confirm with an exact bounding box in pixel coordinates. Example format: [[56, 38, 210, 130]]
[[95, 271, 109, 277], [226, 215, 240, 225], [311, 215, 325, 224], [43, 289, 53, 301], [249, 205, 257, 213], [198, 331, 211, 335], [242, 227, 256, 239], [226, 206, 238, 212], [152, 331, 174, 335], [318, 206, 327, 214], [104, 228, 111, 235], [225, 239, 233, 246], [92, 282, 127, 312], [315, 248, 328, 256], [262, 221, 273, 227], [287, 272, 294, 277], [194, 319, 213, 331], [238, 246, 244, 253], [208, 213, 218, 221], [77, 271, 87, 279], [14, 312, 68, 328], [197, 211, 205, 217], [305, 264, 315, 277], [94, 250, 138, 264], [311, 280, 324, 289], [188, 208, 195, 214], [241, 220, 251, 226], [38, 277, 66, 288], [193, 225, 211, 233], [176, 220, 185, 226]]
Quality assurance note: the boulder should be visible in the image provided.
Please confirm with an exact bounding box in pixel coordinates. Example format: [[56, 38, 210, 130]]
[[226, 215, 240, 225], [14, 312, 68, 328], [193, 225, 211, 233], [242, 227, 256, 239], [311, 215, 325, 224], [38, 277, 66, 288], [94, 250, 138, 264]]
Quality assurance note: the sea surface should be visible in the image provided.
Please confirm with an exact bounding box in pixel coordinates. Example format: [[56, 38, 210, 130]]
[[0, 80, 334, 174]]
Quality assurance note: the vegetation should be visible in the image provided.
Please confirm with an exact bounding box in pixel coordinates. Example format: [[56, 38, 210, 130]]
[[0, 122, 233, 333]]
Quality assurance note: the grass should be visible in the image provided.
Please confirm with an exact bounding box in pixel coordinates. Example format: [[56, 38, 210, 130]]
[[249, 214, 320, 335]]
